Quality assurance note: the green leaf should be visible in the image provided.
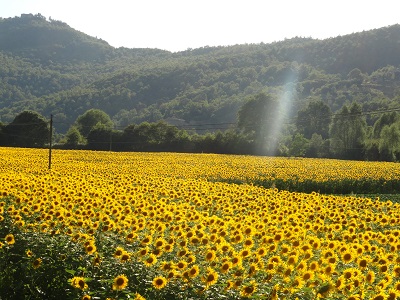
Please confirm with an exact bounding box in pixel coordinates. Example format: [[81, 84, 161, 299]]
[[65, 269, 76, 275]]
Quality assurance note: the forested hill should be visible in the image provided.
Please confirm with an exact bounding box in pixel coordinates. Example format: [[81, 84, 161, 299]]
[[1, 13, 400, 133]]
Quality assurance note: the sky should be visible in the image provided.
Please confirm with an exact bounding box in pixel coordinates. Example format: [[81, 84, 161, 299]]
[[1, 0, 399, 52]]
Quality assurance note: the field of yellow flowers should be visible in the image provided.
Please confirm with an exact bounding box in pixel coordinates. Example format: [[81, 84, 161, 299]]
[[1, 148, 400, 300]]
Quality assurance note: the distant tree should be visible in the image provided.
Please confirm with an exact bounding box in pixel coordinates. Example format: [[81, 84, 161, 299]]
[[305, 133, 327, 158], [64, 126, 85, 148], [372, 112, 399, 138], [330, 102, 367, 160], [238, 92, 281, 155], [379, 123, 400, 161], [347, 68, 365, 84], [0, 122, 5, 146], [289, 133, 309, 157], [87, 124, 113, 151], [3, 111, 49, 147], [296, 100, 331, 139], [75, 109, 113, 138], [364, 139, 380, 161]]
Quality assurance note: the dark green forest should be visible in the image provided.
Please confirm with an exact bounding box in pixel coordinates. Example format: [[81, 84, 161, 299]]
[[2, 13, 400, 160]]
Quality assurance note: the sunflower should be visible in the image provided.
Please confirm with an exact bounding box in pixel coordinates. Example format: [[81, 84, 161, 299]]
[[85, 243, 97, 255], [81, 295, 91, 300], [26, 249, 33, 257], [256, 246, 267, 257], [370, 292, 387, 300], [205, 249, 216, 262], [287, 255, 298, 266], [160, 261, 173, 272], [154, 238, 166, 249], [243, 238, 254, 248], [365, 270, 375, 284], [231, 255, 242, 267], [71, 276, 88, 290], [164, 243, 174, 253], [225, 280, 234, 291], [134, 292, 146, 300], [186, 254, 196, 264], [387, 289, 399, 300], [112, 274, 128, 290], [291, 276, 305, 290], [393, 281, 400, 292], [152, 276, 167, 289], [141, 235, 153, 246], [5, 234, 15, 245], [144, 254, 157, 267], [176, 260, 188, 270], [240, 249, 251, 259], [138, 247, 149, 257], [120, 251, 131, 263], [92, 255, 101, 266], [114, 247, 124, 258], [341, 250, 355, 264], [302, 270, 314, 282], [220, 261, 232, 274], [203, 267, 219, 287], [335, 276, 346, 291], [357, 257, 369, 270], [188, 265, 200, 278], [323, 264, 336, 275], [32, 258, 42, 269], [240, 281, 257, 297], [232, 233, 244, 244], [392, 265, 400, 277]]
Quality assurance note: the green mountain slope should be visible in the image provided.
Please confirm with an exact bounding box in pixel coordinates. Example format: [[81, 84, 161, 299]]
[[1, 13, 400, 134]]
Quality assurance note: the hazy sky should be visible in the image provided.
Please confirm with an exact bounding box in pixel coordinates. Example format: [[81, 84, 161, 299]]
[[1, 0, 399, 52]]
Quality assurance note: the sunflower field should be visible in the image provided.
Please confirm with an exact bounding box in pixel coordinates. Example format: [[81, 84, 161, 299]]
[[1, 148, 400, 300]]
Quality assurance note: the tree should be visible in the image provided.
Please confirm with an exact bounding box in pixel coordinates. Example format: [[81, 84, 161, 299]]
[[296, 100, 331, 139], [0, 121, 5, 146], [306, 133, 327, 158], [238, 92, 282, 155], [87, 124, 114, 151], [75, 109, 113, 138], [64, 126, 85, 148], [329, 102, 367, 160], [289, 133, 309, 157], [3, 111, 49, 147], [379, 123, 400, 161], [372, 112, 399, 138], [347, 68, 365, 84]]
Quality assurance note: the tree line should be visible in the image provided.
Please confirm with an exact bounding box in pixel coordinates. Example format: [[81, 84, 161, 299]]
[[1, 92, 400, 161]]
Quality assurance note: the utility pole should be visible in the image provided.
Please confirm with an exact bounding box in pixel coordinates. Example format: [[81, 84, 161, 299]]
[[48, 114, 53, 169]]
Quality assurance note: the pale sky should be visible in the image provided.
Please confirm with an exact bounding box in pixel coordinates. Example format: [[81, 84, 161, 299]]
[[1, 0, 399, 52]]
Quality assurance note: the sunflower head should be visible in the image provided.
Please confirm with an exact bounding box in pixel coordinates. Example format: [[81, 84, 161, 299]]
[[32, 258, 42, 269], [5, 234, 15, 245], [112, 274, 128, 290], [152, 276, 167, 289]]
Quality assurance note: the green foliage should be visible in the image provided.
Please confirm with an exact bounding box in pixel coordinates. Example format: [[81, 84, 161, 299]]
[[64, 126, 85, 147], [289, 133, 309, 157], [75, 109, 114, 138], [1, 15, 400, 136], [379, 123, 400, 161], [3, 16, 400, 161], [2, 110, 49, 147], [296, 100, 331, 139], [238, 92, 281, 155], [329, 102, 367, 160]]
